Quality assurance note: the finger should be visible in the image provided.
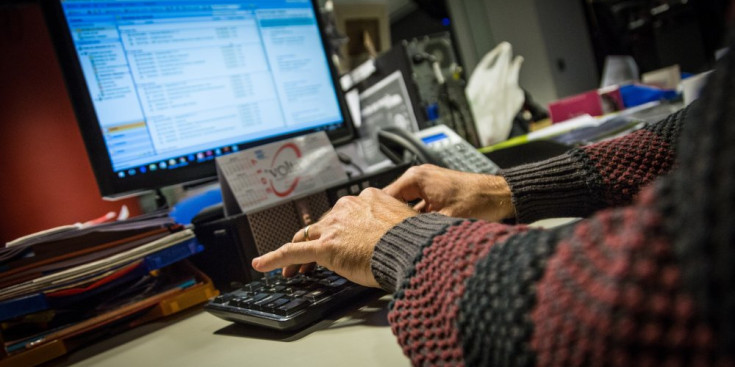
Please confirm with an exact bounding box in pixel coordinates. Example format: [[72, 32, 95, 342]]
[[252, 240, 319, 273], [413, 199, 427, 212], [291, 229, 302, 243], [283, 264, 301, 277], [291, 223, 321, 243], [383, 173, 423, 203], [362, 187, 414, 210], [299, 262, 316, 274]]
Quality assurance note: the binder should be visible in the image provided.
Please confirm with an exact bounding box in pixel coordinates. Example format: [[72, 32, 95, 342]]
[[0, 220, 217, 367], [0, 262, 217, 367], [0, 234, 203, 321]]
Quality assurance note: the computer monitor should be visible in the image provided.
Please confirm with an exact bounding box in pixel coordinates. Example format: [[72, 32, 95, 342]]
[[42, 0, 353, 199]]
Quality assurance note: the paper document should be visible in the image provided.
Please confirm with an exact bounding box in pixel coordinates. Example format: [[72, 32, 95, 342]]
[[0, 229, 196, 302]]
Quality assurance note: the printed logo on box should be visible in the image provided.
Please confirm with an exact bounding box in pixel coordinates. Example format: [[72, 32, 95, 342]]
[[265, 143, 302, 198]]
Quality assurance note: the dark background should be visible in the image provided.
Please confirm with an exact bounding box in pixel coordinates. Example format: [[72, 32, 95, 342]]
[[1, 0, 730, 244]]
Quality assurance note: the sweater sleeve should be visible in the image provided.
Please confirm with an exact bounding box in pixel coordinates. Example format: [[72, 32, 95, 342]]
[[372, 186, 716, 366], [500, 104, 688, 223]]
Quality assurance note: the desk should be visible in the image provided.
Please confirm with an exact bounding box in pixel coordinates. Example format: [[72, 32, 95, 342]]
[[48, 219, 577, 366], [52, 294, 409, 366]]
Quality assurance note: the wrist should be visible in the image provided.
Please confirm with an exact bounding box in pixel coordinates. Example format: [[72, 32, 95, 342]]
[[371, 214, 465, 292], [480, 175, 515, 220]]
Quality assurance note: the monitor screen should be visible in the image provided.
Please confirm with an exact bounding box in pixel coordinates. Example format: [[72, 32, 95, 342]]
[[43, 0, 353, 199]]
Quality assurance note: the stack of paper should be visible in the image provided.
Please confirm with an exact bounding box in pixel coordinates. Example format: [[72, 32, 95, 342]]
[[0, 212, 217, 367]]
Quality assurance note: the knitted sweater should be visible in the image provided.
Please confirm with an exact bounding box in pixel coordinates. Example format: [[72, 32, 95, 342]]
[[371, 51, 735, 365]]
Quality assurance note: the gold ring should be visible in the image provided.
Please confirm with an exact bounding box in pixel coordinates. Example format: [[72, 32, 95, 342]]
[[303, 225, 311, 241]]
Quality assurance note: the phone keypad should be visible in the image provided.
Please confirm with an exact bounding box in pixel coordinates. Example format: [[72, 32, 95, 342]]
[[432, 143, 499, 174]]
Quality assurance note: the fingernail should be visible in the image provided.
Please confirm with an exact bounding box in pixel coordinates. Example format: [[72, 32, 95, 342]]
[[251, 258, 260, 268]]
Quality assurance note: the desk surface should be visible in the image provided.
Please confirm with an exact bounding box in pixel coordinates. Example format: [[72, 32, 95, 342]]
[[54, 294, 409, 367], [51, 219, 579, 367]]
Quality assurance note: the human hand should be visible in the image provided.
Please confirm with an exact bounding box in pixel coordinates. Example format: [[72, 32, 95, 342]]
[[251, 188, 417, 288], [383, 164, 515, 222]]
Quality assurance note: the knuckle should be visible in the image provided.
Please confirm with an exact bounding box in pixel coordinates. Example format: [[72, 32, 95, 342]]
[[320, 215, 336, 227], [405, 166, 421, 177], [414, 164, 434, 176], [359, 187, 380, 197], [335, 195, 357, 207]]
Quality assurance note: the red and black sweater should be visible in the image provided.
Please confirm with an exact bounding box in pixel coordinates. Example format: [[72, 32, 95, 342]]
[[371, 56, 735, 366]]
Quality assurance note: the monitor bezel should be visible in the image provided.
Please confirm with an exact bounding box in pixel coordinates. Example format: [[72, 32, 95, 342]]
[[42, 0, 354, 199]]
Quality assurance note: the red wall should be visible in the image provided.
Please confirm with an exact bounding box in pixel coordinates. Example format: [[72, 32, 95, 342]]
[[0, 4, 141, 245]]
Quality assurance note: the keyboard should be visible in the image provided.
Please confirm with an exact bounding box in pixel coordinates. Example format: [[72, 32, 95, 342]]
[[204, 267, 375, 330]]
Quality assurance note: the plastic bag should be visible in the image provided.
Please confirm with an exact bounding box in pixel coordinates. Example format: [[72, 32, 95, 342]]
[[465, 42, 524, 146]]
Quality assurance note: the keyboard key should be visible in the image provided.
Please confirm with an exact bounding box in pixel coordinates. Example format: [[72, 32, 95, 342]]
[[292, 290, 308, 297], [232, 297, 251, 308], [275, 298, 311, 315], [204, 265, 373, 330], [304, 282, 322, 291], [263, 298, 291, 313], [285, 277, 304, 286], [212, 295, 229, 304], [326, 278, 348, 288], [323, 275, 340, 283], [230, 290, 253, 297], [253, 293, 285, 310], [269, 285, 286, 292], [306, 289, 329, 303], [263, 277, 278, 286], [246, 293, 270, 305], [243, 281, 262, 291]]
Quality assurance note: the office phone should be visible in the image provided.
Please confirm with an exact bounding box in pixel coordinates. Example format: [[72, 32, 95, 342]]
[[377, 125, 500, 174]]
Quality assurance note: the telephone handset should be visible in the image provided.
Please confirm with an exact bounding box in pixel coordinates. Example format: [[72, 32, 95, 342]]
[[377, 125, 500, 174], [377, 126, 444, 167]]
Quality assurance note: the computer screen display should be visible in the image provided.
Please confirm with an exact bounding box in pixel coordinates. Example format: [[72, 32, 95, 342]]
[[44, 0, 352, 198]]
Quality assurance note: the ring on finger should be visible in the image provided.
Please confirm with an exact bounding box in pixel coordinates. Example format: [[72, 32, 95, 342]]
[[303, 225, 311, 241]]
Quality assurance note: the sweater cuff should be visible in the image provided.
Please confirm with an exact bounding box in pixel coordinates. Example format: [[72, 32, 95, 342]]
[[500, 154, 601, 223], [371, 213, 465, 293]]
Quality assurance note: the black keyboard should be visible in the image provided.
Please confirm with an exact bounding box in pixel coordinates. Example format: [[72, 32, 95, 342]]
[[204, 268, 374, 330]]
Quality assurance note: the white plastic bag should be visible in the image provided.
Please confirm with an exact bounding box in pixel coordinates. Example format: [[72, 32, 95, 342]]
[[465, 42, 524, 146]]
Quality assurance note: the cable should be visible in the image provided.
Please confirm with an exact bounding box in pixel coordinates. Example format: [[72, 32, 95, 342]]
[[337, 151, 364, 177]]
